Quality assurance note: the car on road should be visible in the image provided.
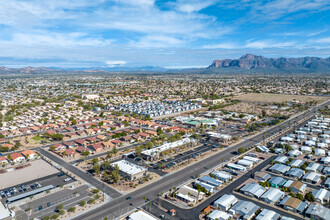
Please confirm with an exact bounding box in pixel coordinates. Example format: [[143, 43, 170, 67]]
[[64, 177, 72, 182], [126, 196, 132, 200], [39, 205, 43, 210], [47, 202, 51, 207]]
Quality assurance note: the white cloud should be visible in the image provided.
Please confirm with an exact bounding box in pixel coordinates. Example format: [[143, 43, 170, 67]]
[[244, 40, 295, 49], [312, 37, 330, 44], [202, 43, 238, 49], [173, 0, 216, 13], [105, 60, 127, 67]]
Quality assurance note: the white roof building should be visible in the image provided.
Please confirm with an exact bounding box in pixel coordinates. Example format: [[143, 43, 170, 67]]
[[260, 187, 285, 204], [142, 138, 194, 157], [128, 210, 158, 220], [207, 210, 232, 220], [214, 194, 238, 211], [255, 209, 280, 220]]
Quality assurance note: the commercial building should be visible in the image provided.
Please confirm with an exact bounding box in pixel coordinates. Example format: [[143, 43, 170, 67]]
[[111, 160, 147, 181], [207, 132, 232, 143], [141, 138, 194, 161], [213, 194, 238, 211]]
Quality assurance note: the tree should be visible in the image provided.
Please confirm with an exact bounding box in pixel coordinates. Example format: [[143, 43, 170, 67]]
[[7, 154, 12, 161], [82, 151, 90, 156], [68, 207, 76, 213], [101, 160, 110, 170], [107, 151, 112, 159], [57, 204, 64, 211], [88, 198, 95, 204], [92, 158, 99, 164], [237, 147, 245, 154], [93, 164, 101, 175], [49, 146, 55, 151], [135, 146, 142, 157], [43, 216, 51, 220], [305, 192, 315, 202], [296, 193, 304, 200], [112, 147, 118, 156]]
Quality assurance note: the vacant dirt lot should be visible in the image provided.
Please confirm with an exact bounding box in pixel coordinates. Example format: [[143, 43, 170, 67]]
[[223, 102, 294, 116], [233, 93, 328, 103]]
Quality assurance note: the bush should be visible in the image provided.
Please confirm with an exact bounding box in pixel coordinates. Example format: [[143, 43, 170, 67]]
[[79, 200, 86, 207], [68, 207, 76, 213], [88, 198, 95, 204]]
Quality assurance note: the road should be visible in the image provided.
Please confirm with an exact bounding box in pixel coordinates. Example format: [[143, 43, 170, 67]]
[[36, 148, 122, 199], [73, 100, 329, 220]]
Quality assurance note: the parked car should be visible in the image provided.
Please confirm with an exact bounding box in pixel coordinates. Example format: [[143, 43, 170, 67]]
[[64, 178, 72, 182]]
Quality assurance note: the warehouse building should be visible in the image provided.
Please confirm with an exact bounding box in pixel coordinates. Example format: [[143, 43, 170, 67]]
[[111, 160, 147, 181]]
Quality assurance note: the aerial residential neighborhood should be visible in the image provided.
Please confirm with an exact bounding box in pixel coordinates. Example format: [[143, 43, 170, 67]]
[[0, 1, 330, 220]]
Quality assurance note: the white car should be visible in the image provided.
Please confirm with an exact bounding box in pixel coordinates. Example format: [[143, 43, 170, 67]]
[[64, 178, 72, 182]]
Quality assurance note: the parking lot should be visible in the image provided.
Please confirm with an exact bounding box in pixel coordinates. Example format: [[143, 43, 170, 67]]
[[0, 172, 75, 204]]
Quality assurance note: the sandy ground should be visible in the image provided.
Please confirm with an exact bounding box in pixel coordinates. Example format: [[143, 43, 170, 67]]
[[0, 160, 59, 189], [223, 102, 295, 116], [233, 93, 328, 103]]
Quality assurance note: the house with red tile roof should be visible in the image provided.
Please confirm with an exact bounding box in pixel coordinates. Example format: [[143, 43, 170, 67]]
[[9, 152, 25, 163], [64, 149, 79, 157], [75, 139, 86, 146], [89, 143, 103, 152], [21, 149, 38, 160], [76, 146, 90, 154], [53, 143, 66, 151], [0, 156, 8, 164], [111, 139, 123, 146]]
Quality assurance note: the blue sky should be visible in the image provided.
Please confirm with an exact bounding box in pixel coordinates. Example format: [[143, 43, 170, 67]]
[[0, 0, 329, 68]]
